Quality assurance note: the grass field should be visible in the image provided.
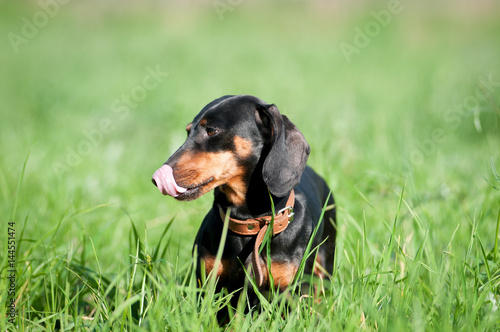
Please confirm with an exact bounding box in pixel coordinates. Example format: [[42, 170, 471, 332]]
[[1, 0, 500, 330]]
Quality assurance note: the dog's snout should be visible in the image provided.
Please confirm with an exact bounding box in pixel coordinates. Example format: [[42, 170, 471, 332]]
[[152, 164, 188, 197]]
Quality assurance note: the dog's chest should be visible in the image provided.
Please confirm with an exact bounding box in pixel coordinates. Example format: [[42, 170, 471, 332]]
[[198, 240, 299, 290]]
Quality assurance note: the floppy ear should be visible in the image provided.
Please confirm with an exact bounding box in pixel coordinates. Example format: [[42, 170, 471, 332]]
[[257, 104, 310, 197]]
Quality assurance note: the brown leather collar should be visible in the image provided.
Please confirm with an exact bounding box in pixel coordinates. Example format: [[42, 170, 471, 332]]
[[218, 190, 295, 287]]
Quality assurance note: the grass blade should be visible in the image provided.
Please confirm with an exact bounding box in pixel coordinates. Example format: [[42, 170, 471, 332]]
[[9, 152, 29, 222]]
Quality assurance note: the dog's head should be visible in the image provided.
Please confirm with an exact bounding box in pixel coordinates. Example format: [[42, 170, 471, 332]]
[[152, 95, 310, 206]]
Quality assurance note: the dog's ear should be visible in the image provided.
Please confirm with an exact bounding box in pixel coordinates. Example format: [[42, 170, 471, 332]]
[[256, 104, 310, 197]]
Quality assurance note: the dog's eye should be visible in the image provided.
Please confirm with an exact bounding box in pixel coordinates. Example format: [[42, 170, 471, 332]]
[[206, 127, 218, 136]]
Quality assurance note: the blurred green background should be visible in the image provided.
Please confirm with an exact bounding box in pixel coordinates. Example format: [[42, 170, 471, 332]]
[[1, 0, 499, 274]]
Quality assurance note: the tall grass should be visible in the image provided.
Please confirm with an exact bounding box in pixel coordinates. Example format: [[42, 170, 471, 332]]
[[3, 172, 499, 330], [1, 1, 500, 330]]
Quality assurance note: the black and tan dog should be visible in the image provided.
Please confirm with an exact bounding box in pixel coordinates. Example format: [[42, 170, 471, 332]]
[[152, 95, 335, 301]]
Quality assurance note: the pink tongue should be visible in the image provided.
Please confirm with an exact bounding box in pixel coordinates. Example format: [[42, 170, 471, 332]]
[[152, 165, 187, 197]]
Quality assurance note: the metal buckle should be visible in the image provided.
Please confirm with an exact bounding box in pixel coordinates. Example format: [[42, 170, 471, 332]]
[[277, 206, 292, 214], [277, 206, 294, 223]]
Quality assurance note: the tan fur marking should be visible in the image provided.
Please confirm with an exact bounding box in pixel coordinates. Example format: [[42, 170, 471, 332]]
[[233, 136, 253, 159], [203, 255, 230, 279], [174, 150, 248, 205], [219, 176, 247, 206], [263, 262, 298, 289], [186, 123, 192, 132]]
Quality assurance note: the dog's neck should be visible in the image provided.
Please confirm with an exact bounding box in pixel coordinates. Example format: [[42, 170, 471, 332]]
[[214, 143, 294, 220], [214, 187, 292, 221], [214, 162, 292, 220]]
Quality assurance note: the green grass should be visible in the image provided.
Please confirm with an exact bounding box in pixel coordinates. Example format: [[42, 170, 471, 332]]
[[1, 1, 500, 330]]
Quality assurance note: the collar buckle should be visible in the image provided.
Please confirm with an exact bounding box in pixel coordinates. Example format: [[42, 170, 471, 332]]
[[277, 205, 294, 223]]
